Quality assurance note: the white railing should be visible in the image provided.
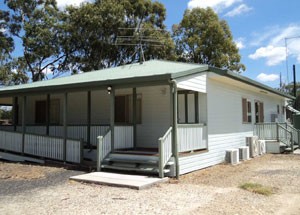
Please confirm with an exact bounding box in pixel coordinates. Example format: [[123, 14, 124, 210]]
[[1, 124, 110, 146], [24, 134, 64, 160], [24, 134, 82, 163], [0, 130, 22, 152], [97, 130, 111, 171], [91, 125, 110, 146], [114, 125, 134, 149], [254, 122, 285, 140], [66, 139, 83, 163], [68, 126, 88, 142], [158, 127, 173, 178], [0, 125, 14, 131], [26, 126, 47, 135], [177, 124, 207, 152]]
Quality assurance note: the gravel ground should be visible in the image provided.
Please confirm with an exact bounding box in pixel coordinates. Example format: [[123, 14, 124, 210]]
[[1, 154, 300, 215]]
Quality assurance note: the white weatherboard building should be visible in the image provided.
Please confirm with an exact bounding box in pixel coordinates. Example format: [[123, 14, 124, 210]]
[[0, 60, 294, 178]]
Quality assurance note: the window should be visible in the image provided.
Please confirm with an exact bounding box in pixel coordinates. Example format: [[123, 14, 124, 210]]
[[178, 91, 198, 124], [35, 99, 60, 124], [277, 105, 280, 114], [35, 101, 46, 123], [115, 95, 142, 124], [242, 98, 252, 123], [255, 101, 264, 123]]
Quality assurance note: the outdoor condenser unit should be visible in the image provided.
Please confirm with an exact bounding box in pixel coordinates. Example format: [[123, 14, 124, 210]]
[[239, 146, 250, 161], [258, 140, 266, 155], [246, 136, 259, 158], [225, 149, 239, 165]]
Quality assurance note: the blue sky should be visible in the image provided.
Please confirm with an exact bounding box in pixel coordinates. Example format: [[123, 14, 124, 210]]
[[2, 0, 300, 88], [159, 0, 300, 88]]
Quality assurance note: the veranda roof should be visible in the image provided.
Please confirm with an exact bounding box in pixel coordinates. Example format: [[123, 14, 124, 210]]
[[0, 60, 294, 99]]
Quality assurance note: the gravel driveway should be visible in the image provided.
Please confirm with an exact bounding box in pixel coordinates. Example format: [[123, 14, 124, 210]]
[[1, 154, 300, 215]]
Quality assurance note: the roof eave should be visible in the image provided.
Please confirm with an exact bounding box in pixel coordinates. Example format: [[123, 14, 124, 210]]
[[209, 66, 295, 100], [0, 74, 172, 97], [171, 65, 209, 79]]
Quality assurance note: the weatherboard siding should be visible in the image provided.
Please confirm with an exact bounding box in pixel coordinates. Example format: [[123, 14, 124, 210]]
[[179, 78, 286, 175], [136, 86, 171, 148], [177, 73, 207, 93]]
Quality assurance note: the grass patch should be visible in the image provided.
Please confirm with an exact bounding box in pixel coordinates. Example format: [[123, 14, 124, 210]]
[[239, 182, 273, 196]]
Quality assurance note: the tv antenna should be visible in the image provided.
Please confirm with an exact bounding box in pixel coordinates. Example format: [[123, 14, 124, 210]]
[[115, 19, 166, 64], [284, 35, 300, 83]]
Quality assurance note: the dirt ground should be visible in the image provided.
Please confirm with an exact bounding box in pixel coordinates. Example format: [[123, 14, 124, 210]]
[[0, 154, 300, 215]]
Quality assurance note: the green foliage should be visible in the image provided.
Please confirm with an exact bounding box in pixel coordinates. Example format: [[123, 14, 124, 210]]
[[1, 1, 247, 85], [0, 108, 13, 120], [4, 0, 67, 82], [63, 0, 174, 73], [0, 10, 14, 62], [173, 7, 245, 72], [239, 182, 273, 196]]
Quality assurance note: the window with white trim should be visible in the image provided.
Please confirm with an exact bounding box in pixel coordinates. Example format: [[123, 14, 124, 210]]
[[178, 91, 199, 124]]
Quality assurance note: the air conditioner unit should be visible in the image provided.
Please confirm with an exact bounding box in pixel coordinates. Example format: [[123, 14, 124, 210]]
[[258, 140, 266, 155], [246, 136, 259, 158], [239, 146, 250, 161], [225, 149, 239, 165]]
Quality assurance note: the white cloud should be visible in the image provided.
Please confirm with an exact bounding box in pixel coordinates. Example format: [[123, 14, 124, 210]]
[[249, 24, 300, 66], [187, 0, 242, 12], [235, 37, 245, 49], [224, 4, 252, 17], [56, 0, 92, 8], [0, 28, 5, 33], [256, 73, 279, 82], [249, 45, 286, 66]]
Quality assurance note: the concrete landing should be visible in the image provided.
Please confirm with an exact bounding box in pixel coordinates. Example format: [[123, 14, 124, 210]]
[[69, 172, 169, 190], [294, 149, 300, 154]]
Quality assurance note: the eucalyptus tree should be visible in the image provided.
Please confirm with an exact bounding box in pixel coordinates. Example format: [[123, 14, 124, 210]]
[[4, 0, 67, 82], [63, 0, 175, 73], [173, 7, 245, 72]]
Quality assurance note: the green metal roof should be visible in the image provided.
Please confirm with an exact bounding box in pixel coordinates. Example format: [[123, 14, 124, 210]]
[[0, 60, 293, 99], [0, 60, 208, 96]]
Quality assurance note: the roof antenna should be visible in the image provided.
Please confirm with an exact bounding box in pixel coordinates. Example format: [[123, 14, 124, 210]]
[[135, 19, 145, 64], [115, 18, 165, 65]]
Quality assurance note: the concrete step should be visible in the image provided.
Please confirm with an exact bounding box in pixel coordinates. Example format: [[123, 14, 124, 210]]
[[101, 164, 170, 174], [285, 145, 299, 152], [108, 153, 159, 162], [104, 153, 174, 166]]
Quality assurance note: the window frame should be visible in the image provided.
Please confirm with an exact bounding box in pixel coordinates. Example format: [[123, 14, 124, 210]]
[[242, 98, 252, 124], [177, 90, 199, 124], [255, 100, 264, 123], [114, 94, 142, 125], [35, 99, 60, 125]]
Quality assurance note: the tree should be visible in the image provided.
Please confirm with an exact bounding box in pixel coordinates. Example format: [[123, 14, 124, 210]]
[[4, 0, 67, 82], [173, 7, 245, 72], [0, 9, 15, 85], [0, 10, 14, 62], [63, 0, 174, 73]]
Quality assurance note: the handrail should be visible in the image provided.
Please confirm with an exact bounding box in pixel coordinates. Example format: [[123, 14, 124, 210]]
[[277, 124, 293, 152], [159, 127, 172, 142], [158, 127, 172, 178], [286, 123, 300, 146], [97, 129, 111, 171]]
